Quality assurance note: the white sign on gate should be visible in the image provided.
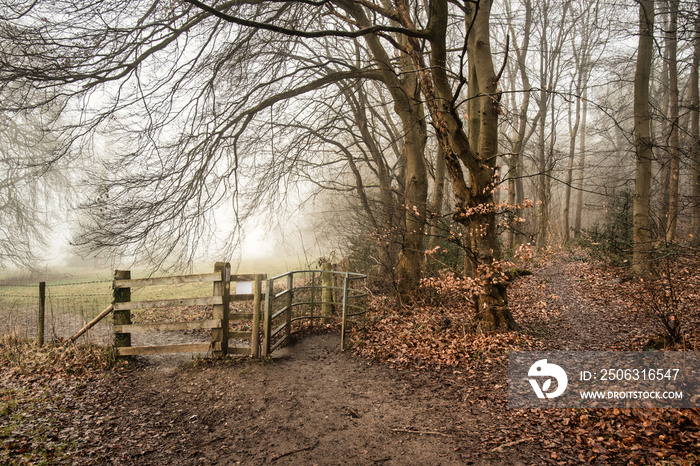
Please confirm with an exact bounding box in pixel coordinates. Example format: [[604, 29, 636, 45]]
[[236, 281, 253, 295]]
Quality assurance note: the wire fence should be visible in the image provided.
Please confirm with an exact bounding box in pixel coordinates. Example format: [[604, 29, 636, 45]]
[[0, 277, 114, 345]]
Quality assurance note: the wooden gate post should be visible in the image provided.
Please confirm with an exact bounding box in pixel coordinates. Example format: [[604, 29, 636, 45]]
[[113, 270, 131, 350], [340, 273, 350, 351], [321, 262, 332, 324], [251, 274, 263, 358], [37, 282, 45, 347], [309, 272, 315, 329], [212, 262, 231, 357], [262, 278, 273, 357]]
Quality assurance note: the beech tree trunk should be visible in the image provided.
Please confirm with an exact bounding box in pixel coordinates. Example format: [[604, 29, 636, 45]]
[[565, 3, 595, 242], [348, 5, 428, 299], [573, 88, 587, 236], [428, 144, 447, 254], [666, 0, 680, 242], [419, 0, 517, 331], [505, 0, 533, 250], [632, 0, 655, 275], [692, 2, 700, 237], [564, 86, 580, 243]]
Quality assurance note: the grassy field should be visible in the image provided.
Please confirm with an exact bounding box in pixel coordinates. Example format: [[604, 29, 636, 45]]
[[0, 255, 315, 342]]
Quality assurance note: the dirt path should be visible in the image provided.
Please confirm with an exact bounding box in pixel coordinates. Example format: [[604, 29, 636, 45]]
[[528, 259, 635, 350], [73, 333, 542, 465]]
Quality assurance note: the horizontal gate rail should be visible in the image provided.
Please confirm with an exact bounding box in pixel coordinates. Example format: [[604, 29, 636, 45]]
[[113, 319, 222, 333], [113, 273, 222, 288], [117, 342, 218, 356], [113, 264, 231, 357], [113, 296, 223, 311], [113, 265, 266, 358]]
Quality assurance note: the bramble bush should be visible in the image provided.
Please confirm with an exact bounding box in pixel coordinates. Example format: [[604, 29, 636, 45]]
[[578, 190, 633, 267]]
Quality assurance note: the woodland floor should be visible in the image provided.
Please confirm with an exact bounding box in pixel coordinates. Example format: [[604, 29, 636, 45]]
[[2, 252, 700, 465]]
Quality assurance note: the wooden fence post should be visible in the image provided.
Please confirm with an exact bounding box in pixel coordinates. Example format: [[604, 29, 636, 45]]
[[251, 274, 263, 358], [262, 278, 272, 357], [321, 262, 332, 324], [113, 270, 131, 350], [212, 262, 230, 357], [37, 282, 45, 347], [285, 273, 293, 343]]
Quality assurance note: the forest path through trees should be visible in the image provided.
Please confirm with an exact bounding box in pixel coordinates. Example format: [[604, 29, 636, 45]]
[[539, 260, 616, 349], [525, 255, 641, 351]]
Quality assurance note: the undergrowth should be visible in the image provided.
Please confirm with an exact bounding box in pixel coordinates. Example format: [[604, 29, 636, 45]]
[[0, 335, 122, 465], [351, 295, 546, 370], [0, 333, 119, 377]]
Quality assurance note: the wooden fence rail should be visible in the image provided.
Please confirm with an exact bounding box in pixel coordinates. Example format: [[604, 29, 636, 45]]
[[112, 263, 266, 357], [108, 262, 363, 359]]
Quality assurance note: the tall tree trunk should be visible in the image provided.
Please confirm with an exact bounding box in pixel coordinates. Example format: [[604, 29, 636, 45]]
[[399, 101, 428, 294], [573, 87, 587, 236], [396, 50, 428, 297], [535, 13, 550, 249], [633, 0, 655, 275], [658, 8, 671, 236], [533, 0, 569, 248], [389, 0, 517, 329], [346, 5, 429, 299], [565, 4, 593, 242], [692, 2, 700, 237], [564, 82, 581, 243], [546, 83, 556, 244], [666, 0, 680, 241], [431, 0, 517, 330], [505, 0, 532, 250], [536, 92, 549, 248], [428, 143, 446, 254]]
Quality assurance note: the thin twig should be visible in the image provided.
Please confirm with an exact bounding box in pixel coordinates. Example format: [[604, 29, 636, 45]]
[[391, 428, 455, 438], [489, 437, 533, 453], [270, 441, 319, 461]]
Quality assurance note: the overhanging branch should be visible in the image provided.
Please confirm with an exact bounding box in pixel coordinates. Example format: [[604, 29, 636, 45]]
[[184, 0, 429, 39]]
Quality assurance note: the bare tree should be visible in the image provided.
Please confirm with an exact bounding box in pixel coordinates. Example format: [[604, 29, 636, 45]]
[[531, 0, 573, 248], [563, 0, 603, 243], [502, 0, 535, 251], [1, 0, 517, 329], [665, 0, 681, 241], [0, 106, 67, 269], [633, 0, 656, 275], [692, 2, 700, 236]]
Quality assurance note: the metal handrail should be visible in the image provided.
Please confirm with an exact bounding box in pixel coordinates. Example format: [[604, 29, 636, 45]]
[[262, 269, 368, 356]]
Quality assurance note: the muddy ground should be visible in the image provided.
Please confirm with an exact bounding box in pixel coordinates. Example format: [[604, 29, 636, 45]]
[[72, 332, 531, 465]]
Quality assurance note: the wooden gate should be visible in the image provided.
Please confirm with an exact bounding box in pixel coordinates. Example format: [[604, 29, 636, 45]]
[[112, 262, 265, 357]]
